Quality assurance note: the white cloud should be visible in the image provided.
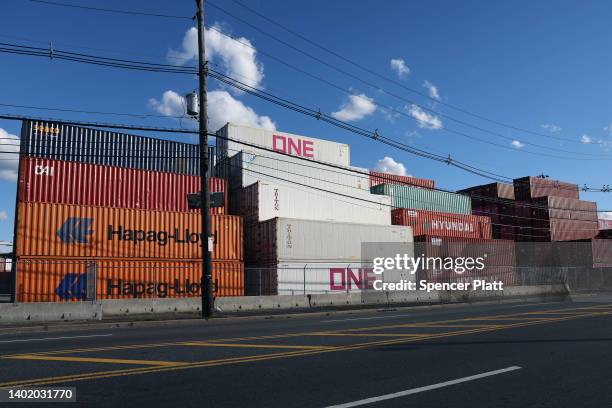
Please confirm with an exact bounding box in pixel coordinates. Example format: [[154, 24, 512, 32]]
[[604, 123, 612, 135], [423, 80, 440, 100], [581, 134, 593, 144], [148, 90, 185, 117], [600, 212, 612, 220], [207, 90, 275, 131], [331, 93, 377, 122], [407, 104, 443, 130], [511, 140, 525, 149], [374, 156, 410, 176], [0, 128, 19, 182], [149, 90, 276, 132], [0, 211, 7, 221], [168, 25, 264, 91], [541, 123, 562, 133], [390, 58, 410, 79]]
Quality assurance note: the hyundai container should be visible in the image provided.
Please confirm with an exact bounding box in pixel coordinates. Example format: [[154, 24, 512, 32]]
[[368, 171, 435, 189], [232, 181, 392, 226], [392, 208, 492, 239], [216, 122, 350, 167], [219, 150, 369, 193], [371, 184, 471, 214], [16, 258, 244, 302], [20, 120, 213, 176], [19, 157, 226, 214], [513, 176, 579, 200], [16, 202, 242, 260]]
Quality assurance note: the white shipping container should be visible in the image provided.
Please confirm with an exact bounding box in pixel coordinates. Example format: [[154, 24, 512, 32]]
[[226, 151, 369, 193], [216, 122, 351, 167], [235, 181, 392, 226]]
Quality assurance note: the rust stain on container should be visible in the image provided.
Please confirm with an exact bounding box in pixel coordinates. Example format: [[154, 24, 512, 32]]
[[392, 208, 492, 239], [16, 202, 242, 260], [16, 258, 244, 302], [369, 171, 435, 189]]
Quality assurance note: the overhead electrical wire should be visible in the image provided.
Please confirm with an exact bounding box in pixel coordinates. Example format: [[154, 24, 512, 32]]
[[28, 0, 191, 20]]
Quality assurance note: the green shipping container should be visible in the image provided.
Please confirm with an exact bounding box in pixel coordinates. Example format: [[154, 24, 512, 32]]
[[371, 184, 471, 214]]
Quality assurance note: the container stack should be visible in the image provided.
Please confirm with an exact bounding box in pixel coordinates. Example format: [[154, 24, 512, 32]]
[[14, 121, 244, 302], [216, 123, 413, 295]]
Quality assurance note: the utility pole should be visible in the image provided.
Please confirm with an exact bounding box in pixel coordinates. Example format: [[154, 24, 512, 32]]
[[196, 0, 213, 319]]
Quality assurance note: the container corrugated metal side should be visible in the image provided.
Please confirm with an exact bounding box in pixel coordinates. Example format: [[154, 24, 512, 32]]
[[20, 121, 214, 175], [245, 217, 412, 265], [592, 239, 612, 267], [392, 208, 492, 239], [19, 157, 226, 214], [246, 262, 378, 295], [513, 176, 579, 200], [232, 181, 392, 226], [547, 219, 599, 241], [599, 219, 612, 230], [16, 258, 244, 302], [216, 122, 351, 166], [222, 151, 369, 193], [457, 182, 515, 202], [413, 235, 518, 285], [471, 203, 518, 240], [531, 196, 598, 222], [368, 171, 435, 189], [16, 202, 242, 260], [371, 184, 471, 214]]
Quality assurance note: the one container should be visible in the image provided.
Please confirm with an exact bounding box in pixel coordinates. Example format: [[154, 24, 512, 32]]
[[371, 184, 471, 214], [216, 122, 350, 167], [18, 157, 227, 214], [16, 257, 244, 302], [368, 171, 435, 190], [20, 120, 213, 176], [16, 202, 243, 260], [413, 235, 517, 285], [245, 262, 376, 295], [513, 176, 579, 200], [232, 181, 392, 226], [219, 150, 369, 193], [245, 217, 412, 265], [392, 208, 492, 239]]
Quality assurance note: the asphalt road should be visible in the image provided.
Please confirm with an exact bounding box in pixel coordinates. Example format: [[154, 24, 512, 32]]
[[1, 296, 612, 407]]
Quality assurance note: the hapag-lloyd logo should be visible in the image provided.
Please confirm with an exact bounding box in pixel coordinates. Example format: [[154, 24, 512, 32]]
[[272, 134, 314, 158], [57, 218, 215, 247]]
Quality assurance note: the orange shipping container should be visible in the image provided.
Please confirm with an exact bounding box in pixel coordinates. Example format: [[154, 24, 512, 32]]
[[16, 258, 244, 302], [16, 202, 243, 261]]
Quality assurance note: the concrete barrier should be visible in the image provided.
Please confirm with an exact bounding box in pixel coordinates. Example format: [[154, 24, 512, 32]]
[[0, 284, 569, 323]]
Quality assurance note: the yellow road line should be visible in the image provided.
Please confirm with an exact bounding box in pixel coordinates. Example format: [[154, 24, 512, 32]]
[[181, 342, 334, 350], [308, 332, 430, 338], [4, 354, 185, 367], [3, 308, 612, 388]]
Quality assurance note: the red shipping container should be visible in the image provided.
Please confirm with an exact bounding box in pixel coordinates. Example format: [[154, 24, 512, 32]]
[[513, 176, 579, 200], [369, 171, 435, 189], [458, 182, 515, 201], [19, 157, 227, 214], [392, 208, 492, 239]]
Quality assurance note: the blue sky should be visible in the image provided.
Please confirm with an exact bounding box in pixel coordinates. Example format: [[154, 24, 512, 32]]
[[1, 0, 612, 245]]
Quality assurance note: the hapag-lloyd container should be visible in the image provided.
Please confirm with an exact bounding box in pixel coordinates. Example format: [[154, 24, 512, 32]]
[[369, 171, 435, 190], [413, 235, 518, 285], [392, 208, 492, 239], [216, 122, 350, 167], [221, 150, 369, 193], [19, 157, 226, 214], [20, 121, 213, 176], [371, 184, 471, 214], [232, 181, 392, 226], [245, 217, 413, 265], [16, 202, 242, 260], [513, 176, 579, 200], [16, 258, 244, 302]]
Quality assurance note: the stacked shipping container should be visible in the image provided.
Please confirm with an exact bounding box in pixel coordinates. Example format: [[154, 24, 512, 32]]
[[15, 121, 244, 302], [371, 184, 472, 214]]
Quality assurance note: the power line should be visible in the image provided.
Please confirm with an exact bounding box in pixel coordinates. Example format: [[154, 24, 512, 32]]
[[223, 0, 599, 147], [28, 0, 191, 20]]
